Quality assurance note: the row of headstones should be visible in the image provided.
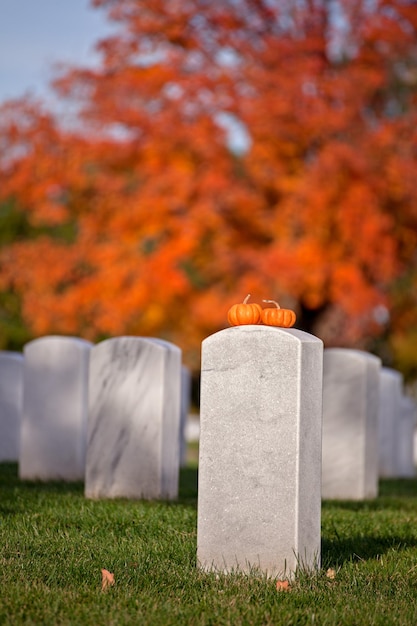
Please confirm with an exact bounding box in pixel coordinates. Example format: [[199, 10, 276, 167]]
[[0, 336, 415, 500], [322, 348, 417, 500], [197, 326, 417, 578], [0, 335, 191, 499]]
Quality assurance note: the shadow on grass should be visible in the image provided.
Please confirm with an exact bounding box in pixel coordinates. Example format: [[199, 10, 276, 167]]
[[321, 534, 417, 568], [0, 462, 198, 509], [321, 480, 417, 514], [0, 461, 19, 483], [1, 461, 415, 514], [322, 478, 417, 567], [379, 478, 417, 498], [179, 466, 198, 504], [0, 462, 84, 493]]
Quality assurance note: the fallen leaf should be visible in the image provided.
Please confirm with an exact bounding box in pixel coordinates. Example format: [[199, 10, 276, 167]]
[[276, 579, 290, 591], [101, 568, 115, 591], [326, 568, 336, 579]]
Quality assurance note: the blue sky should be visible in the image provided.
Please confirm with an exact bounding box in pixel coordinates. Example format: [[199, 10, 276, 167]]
[[0, 1, 250, 151], [0, 0, 114, 105]]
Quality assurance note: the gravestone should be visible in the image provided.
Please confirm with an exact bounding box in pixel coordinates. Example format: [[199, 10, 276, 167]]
[[85, 336, 182, 500], [19, 336, 92, 481], [186, 414, 200, 443], [197, 326, 323, 578], [180, 365, 192, 467], [322, 348, 381, 500], [397, 395, 416, 478], [0, 351, 24, 461], [378, 367, 403, 478], [149, 338, 182, 498]]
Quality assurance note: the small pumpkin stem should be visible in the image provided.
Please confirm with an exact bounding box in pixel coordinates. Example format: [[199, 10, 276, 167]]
[[243, 294, 252, 304], [262, 299, 281, 309]]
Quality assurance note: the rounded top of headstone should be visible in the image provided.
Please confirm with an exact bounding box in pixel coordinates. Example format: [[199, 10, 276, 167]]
[[147, 337, 182, 355], [324, 347, 381, 365], [380, 366, 403, 381], [24, 336, 93, 352], [92, 335, 181, 356], [203, 325, 323, 347]]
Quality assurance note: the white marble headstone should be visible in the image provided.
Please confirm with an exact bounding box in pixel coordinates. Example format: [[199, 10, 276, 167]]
[[19, 336, 92, 481], [197, 326, 323, 578], [321, 348, 381, 500], [0, 351, 24, 461], [180, 365, 192, 467], [397, 395, 416, 478], [378, 367, 404, 478], [85, 336, 182, 500]]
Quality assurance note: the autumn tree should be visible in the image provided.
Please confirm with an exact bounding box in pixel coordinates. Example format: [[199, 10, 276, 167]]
[[1, 0, 417, 375]]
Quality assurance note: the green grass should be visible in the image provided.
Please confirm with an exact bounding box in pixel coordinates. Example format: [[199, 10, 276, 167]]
[[1, 461, 417, 626]]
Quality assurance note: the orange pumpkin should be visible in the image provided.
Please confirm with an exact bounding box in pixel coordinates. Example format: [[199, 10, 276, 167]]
[[261, 300, 296, 327], [227, 294, 262, 326]]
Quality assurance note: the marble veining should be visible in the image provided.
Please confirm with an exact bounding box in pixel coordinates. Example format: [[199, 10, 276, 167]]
[[85, 336, 181, 500]]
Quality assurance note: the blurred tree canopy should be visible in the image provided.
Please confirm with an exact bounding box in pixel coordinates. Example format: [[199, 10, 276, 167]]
[[0, 0, 417, 376]]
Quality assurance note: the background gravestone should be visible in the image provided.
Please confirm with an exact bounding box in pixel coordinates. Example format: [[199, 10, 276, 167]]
[[378, 367, 403, 478], [148, 338, 183, 498], [85, 336, 181, 500], [397, 395, 417, 478], [19, 336, 92, 481], [322, 348, 381, 500], [0, 351, 24, 462], [180, 365, 192, 467], [197, 325, 323, 578]]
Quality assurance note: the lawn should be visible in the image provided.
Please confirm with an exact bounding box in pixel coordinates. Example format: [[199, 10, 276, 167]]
[[1, 460, 417, 625]]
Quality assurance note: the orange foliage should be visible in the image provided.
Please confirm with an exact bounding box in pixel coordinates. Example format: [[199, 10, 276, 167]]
[[1, 0, 417, 370]]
